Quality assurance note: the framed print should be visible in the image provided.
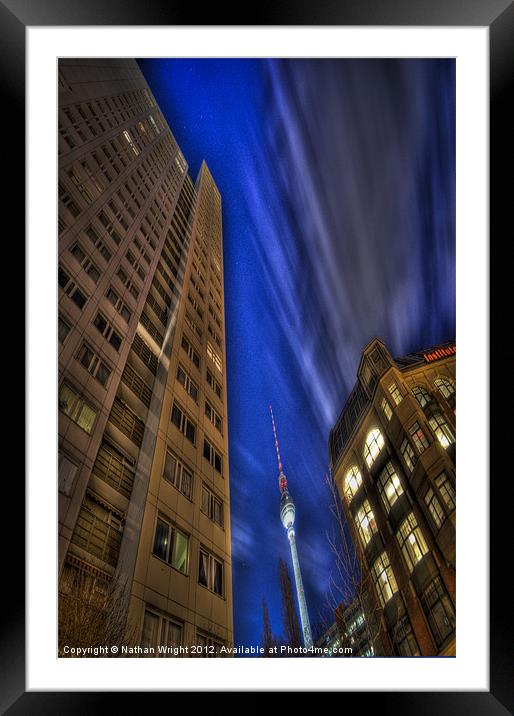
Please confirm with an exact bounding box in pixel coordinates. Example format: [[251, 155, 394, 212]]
[[6, 0, 512, 710]]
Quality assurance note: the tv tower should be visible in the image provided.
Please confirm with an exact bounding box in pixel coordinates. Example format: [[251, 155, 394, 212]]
[[269, 405, 313, 649]]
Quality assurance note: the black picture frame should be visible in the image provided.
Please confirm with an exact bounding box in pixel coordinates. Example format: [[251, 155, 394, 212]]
[[8, 0, 512, 710]]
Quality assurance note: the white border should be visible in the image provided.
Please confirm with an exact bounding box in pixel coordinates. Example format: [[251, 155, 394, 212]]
[[27, 26, 488, 691]]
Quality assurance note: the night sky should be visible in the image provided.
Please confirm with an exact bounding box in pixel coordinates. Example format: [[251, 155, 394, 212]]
[[137, 59, 455, 652]]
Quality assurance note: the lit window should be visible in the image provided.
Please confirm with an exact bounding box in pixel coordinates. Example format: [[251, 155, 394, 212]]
[[152, 516, 189, 574], [363, 428, 385, 468], [435, 472, 456, 511], [388, 382, 403, 406], [400, 437, 416, 472], [409, 421, 430, 453], [371, 552, 398, 607], [434, 377, 455, 400], [424, 488, 445, 529], [354, 500, 378, 546], [122, 129, 139, 155], [207, 341, 223, 374], [377, 462, 403, 512], [343, 466, 362, 503], [396, 513, 429, 572], [381, 398, 392, 421], [59, 382, 97, 434], [412, 385, 431, 408], [428, 412, 455, 449]]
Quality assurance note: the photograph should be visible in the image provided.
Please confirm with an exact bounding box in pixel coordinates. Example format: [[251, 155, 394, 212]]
[[57, 56, 457, 660]]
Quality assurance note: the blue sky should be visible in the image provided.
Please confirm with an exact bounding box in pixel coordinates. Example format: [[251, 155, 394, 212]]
[[138, 58, 455, 651]]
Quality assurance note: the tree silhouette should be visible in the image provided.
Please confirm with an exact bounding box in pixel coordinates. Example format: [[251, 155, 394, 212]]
[[278, 557, 302, 650], [261, 597, 277, 656]]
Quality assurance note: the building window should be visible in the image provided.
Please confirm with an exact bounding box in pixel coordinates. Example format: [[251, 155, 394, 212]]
[[400, 437, 417, 472], [363, 428, 385, 468], [70, 491, 122, 567], [354, 499, 378, 547], [203, 438, 223, 475], [377, 462, 403, 512], [392, 614, 420, 656], [77, 343, 111, 387], [371, 552, 398, 607], [207, 341, 223, 374], [181, 334, 200, 370], [58, 315, 71, 344], [424, 488, 446, 529], [201, 484, 224, 527], [122, 128, 139, 155], [177, 364, 199, 403], [343, 466, 362, 503], [434, 377, 455, 400], [396, 513, 429, 572], [412, 385, 431, 408], [58, 452, 78, 496], [58, 382, 97, 434], [109, 397, 145, 447], [163, 449, 193, 500], [91, 440, 135, 500], [419, 576, 456, 648], [428, 412, 455, 449], [409, 421, 430, 453], [198, 548, 224, 596], [388, 382, 403, 406], [132, 332, 158, 374], [106, 287, 132, 323], [205, 401, 223, 434], [206, 369, 222, 400], [70, 243, 101, 283], [435, 472, 456, 511], [170, 402, 196, 444], [141, 608, 183, 652], [196, 631, 225, 657], [381, 397, 392, 421], [58, 266, 88, 309], [152, 516, 189, 574], [93, 312, 122, 351]]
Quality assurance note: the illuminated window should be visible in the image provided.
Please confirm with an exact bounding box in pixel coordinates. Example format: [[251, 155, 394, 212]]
[[198, 547, 223, 596], [381, 398, 392, 421], [354, 500, 378, 546], [207, 341, 223, 374], [412, 385, 431, 408], [59, 382, 97, 434], [424, 488, 445, 529], [435, 472, 456, 511], [409, 421, 430, 453], [419, 576, 455, 648], [153, 516, 189, 574], [122, 129, 139, 155], [434, 377, 455, 400], [377, 462, 403, 512], [371, 552, 398, 607], [70, 491, 122, 567], [363, 428, 385, 468], [388, 382, 403, 406], [400, 437, 416, 472], [163, 449, 193, 500], [428, 412, 455, 449], [396, 513, 429, 572], [343, 466, 362, 503]]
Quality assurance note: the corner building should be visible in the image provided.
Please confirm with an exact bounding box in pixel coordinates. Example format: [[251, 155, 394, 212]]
[[329, 338, 456, 656], [58, 59, 233, 653]]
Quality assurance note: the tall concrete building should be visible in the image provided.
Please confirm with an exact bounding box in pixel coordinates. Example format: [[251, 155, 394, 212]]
[[58, 59, 233, 654], [329, 338, 456, 656]]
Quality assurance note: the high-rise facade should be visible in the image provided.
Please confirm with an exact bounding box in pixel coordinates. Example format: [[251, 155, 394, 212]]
[[329, 338, 456, 656], [58, 59, 233, 653]]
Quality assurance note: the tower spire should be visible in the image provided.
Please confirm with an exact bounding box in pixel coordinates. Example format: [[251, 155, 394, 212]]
[[269, 404, 287, 492]]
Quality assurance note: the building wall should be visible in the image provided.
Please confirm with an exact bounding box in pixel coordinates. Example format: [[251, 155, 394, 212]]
[[329, 338, 456, 656], [58, 59, 233, 652]]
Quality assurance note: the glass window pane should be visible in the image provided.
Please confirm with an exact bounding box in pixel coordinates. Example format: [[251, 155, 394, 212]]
[[153, 518, 169, 561], [172, 530, 189, 574]]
